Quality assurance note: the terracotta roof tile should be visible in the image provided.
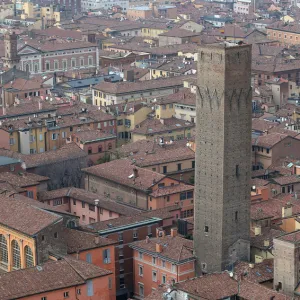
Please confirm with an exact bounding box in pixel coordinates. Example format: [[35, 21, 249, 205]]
[[0, 194, 62, 236], [93, 76, 187, 94], [176, 273, 238, 299], [130, 235, 194, 263], [83, 159, 165, 191], [65, 228, 117, 253], [272, 175, 300, 185], [132, 117, 194, 135], [0, 257, 112, 300], [22, 143, 87, 169]]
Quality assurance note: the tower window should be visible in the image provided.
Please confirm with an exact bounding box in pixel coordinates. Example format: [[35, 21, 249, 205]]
[[235, 211, 238, 221], [204, 226, 209, 233], [236, 165, 239, 177]]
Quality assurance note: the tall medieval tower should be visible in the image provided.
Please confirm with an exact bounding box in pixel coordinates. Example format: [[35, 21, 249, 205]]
[[2, 32, 20, 69], [194, 43, 252, 274]]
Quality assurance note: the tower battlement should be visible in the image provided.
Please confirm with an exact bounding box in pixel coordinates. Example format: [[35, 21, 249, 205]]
[[198, 43, 251, 67]]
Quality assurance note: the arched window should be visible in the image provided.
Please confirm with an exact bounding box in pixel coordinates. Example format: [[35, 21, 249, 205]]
[[11, 240, 21, 270], [88, 146, 92, 154], [25, 64, 30, 73], [98, 146, 102, 153], [34, 64, 39, 73], [0, 234, 8, 270], [108, 143, 112, 150], [24, 246, 34, 268]]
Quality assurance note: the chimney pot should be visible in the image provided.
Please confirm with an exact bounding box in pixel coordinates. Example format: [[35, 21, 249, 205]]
[[171, 228, 178, 237], [94, 236, 100, 244], [156, 243, 163, 253]]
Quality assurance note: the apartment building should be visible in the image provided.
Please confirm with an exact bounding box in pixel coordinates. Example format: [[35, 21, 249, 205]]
[[131, 117, 194, 143], [267, 22, 300, 45], [39, 187, 141, 225], [118, 139, 195, 182], [81, 214, 163, 299], [0, 101, 116, 154], [130, 228, 195, 298], [252, 132, 300, 169], [83, 159, 193, 210], [0, 257, 115, 300], [66, 129, 117, 164], [92, 76, 186, 106]]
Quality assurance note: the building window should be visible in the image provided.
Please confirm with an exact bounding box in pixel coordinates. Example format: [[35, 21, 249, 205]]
[[152, 257, 156, 265], [98, 146, 102, 153], [77, 289, 81, 295], [109, 211, 112, 217], [54, 232, 58, 238], [25, 246, 34, 268], [177, 163, 182, 171], [63, 291, 69, 298], [45, 62, 50, 71], [0, 234, 8, 270], [236, 164, 239, 177], [88, 57, 93, 65], [204, 226, 209, 233], [162, 274, 167, 284], [27, 191, 34, 198], [54, 61, 58, 70], [108, 277, 112, 289], [139, 283, 144, 297], [103, 249, 111, 264], [63, 60, 67, 70], [139, 265, 143, 276], [53, 199, 62, 206], [152, 270, 157, 282], [192, 161, 195, 168], [41, 297, 47, 300], [71, 59, 76, 67], [235, 211, 238, 222], [163, 166, 167, 173], [139, 251, 143, 259], [51, 133, 57, 140], [80, 58, 84, 66], [171, 264, 176, 272], [86, 253, 92, 263], [282, 187, 286, 193], [11, 240, 21, 270], [118, 233, 123, 243], [9, 138, 15, 145], [162, 260, 166, 268], [88, 147, 92, 154], [108, 143, 112, 150], [89, 204, 95, 212]]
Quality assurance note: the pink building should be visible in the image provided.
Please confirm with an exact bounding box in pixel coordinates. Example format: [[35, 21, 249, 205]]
[[39, 187, 141, 225], [67, 129, 117, 164]]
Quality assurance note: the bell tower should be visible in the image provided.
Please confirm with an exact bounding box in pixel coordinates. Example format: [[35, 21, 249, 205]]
[[194, 43, 252, 274], [3, 32, 20, 69]]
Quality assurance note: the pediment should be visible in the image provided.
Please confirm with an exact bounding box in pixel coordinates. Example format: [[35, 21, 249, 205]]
[[18, 45, 41, 55]]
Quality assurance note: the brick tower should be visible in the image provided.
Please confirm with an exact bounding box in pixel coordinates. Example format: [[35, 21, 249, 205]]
[[194, 43, 252, 274], [2, 32, 20, 69]]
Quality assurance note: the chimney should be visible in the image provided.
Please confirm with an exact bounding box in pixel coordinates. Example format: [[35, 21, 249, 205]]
[[156, 228, 165, 238], [146, 236, 150, 243], [282, 202, 293, 218], [171, 228, 177, 237], [94, 236, 100, 244], [156, 243, 163, 253], [264, 240, 270, 247], [249, 263, 255, 268], [38, 101, 42, 110], [254, 226, 261, 236], [133, 167, 139, 178], [94, 199, 99, 206]]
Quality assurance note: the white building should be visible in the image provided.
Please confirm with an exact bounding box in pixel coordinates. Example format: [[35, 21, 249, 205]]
[[233, 0, 252, 14]]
